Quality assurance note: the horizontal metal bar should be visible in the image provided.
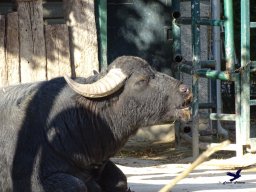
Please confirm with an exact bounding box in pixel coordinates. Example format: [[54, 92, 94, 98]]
[[250, 22, 256, 28], [176, 17, 192, 25], [251, 61, 256, 72], [183, 60, 216, 69], [251, 61, 256, 67], [250, 100, 256, 106], [179, 64, 193, 75], [210, 113, 236, 121], [177, 17, 224, 26], [199, 103, 215, 109], [202, 61, 216, 68], [198, 19, 224, 26], [179, 60, 216, 75], [199, 142, 238, 151], [195, 69, 233, 81], [179, 64, 236, 81]]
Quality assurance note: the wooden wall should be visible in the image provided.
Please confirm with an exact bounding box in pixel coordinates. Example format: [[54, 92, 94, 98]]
[[0, 0, 99, 87]]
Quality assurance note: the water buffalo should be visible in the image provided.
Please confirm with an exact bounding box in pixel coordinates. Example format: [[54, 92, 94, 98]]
[[0, 56, 191, 192]]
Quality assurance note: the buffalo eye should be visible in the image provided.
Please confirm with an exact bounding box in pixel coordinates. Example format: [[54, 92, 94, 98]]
[[134, 77, 149, 89]]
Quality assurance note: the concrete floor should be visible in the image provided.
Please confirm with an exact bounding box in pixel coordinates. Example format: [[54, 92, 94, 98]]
[[112, 155, 256, 192]]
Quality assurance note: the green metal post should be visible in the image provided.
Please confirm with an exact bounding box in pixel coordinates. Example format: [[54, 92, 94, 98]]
[[97, 0, 108, 71], [240, 0, 250, 145], [224, 0, 235, 71], [235, 75, 243, 156], [191, 0, 200, 159]]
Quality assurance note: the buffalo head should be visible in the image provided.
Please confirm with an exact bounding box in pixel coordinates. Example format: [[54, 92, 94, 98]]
[[64, 56, 192, 127]]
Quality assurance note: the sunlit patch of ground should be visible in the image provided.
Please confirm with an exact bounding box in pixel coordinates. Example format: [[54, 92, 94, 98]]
[[113, 141, 256, 192]]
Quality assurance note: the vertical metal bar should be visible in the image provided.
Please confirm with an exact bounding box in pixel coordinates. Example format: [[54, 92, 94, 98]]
[[172, 0, 182, 146], [224, 0, 235, 71], [212, 0, 228, 138], [235, 74, 243, 156], [172, 0, 182, 81], [191, 0, 200, 158], [240, 0, 250, 145], [172, 0, 182, 64], [97, 0, 108, 71]]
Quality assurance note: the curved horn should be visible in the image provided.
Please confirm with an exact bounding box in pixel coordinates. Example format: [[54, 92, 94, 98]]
[[64, 68, 127, 98]]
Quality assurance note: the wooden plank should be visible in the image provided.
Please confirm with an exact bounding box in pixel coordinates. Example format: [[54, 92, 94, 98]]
[[0, 15, 7, 87], [17, 0, 46, 83], [6, 12, 20, 85], [45, 24, 71, 80], [63, 0, 99, 78], [0, 2, 63, 18]]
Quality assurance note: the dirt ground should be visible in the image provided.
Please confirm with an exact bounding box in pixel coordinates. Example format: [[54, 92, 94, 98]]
[[112, 141, 256, 192]]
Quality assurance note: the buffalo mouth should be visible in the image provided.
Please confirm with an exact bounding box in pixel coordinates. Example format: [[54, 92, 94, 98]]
[[176, 93, 193, 122]]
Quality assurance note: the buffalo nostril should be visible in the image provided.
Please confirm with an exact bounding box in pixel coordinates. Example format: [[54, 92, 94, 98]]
[[179, 84, 189, 94]]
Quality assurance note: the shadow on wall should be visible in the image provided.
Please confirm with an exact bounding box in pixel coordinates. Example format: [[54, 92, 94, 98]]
[[108, 0, 174, 76], [0, 0, 175, 87]]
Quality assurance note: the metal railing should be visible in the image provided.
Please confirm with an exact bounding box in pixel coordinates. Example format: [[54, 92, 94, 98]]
[[173, 0, 256, 158]]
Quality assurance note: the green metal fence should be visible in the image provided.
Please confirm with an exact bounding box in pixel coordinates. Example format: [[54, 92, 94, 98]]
[[174, 0, 256, 158]]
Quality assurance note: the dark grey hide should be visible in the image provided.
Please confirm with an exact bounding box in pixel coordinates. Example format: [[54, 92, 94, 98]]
[[0, 56, 191, 192]]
